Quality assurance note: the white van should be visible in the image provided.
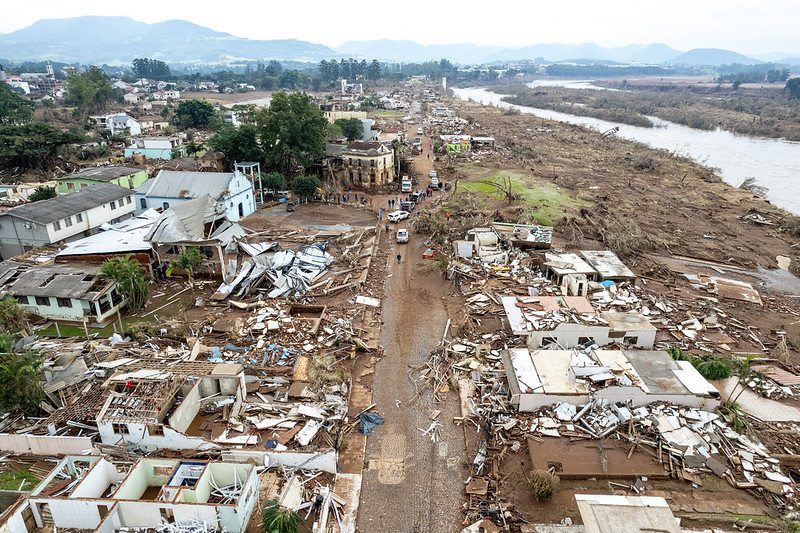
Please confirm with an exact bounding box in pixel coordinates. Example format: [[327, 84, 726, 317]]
[[401, 178, 412, 193]]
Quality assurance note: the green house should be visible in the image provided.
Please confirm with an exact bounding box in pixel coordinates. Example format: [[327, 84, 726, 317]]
[[57, 166, 149, 195]]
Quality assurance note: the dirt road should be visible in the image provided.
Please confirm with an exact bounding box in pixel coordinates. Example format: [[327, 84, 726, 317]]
[[356, 128, 466, 531]]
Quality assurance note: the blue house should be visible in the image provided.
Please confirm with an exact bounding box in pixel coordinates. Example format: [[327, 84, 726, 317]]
[[135, 170, 256, 221]]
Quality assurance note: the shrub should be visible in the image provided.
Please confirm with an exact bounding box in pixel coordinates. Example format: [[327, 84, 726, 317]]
[[692, 355, 733, 380], [0, 299, 29, 335], [262, 500, 300, 533], [527, 470, 559, 501]]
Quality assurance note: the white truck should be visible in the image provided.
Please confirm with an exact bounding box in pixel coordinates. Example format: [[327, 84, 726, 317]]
[[401, 176, 412, 193], [429, 170, 439, 189]]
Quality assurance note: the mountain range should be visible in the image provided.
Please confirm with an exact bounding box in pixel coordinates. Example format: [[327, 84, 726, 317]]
[[0, 16, 797, 66]]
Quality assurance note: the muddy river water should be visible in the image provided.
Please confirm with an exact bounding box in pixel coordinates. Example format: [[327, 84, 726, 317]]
[[453, 84, 800, 214]]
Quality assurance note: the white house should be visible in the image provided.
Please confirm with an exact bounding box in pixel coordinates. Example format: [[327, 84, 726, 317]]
[[89, 112, 142, 136], [124, 137, 184, 160], [0, 183, 136, 259], [1, 455, 258, 533], [135, 170, 256, 221], [0, 262, 125, 323]]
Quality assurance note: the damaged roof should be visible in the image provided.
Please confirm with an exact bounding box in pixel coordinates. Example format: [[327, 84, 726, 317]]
[[4, 262, 112, 300], [2, 183, 132, 224], [145, 195, 223, 243], [58, 166, 144, 183], [137, 170, 238, 199], [581, 250, 636, 281]]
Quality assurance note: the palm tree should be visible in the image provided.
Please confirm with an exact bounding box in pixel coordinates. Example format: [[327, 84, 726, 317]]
[[100, 255, 150, 311], [167, 247, 203, 294], [727, 354, 757, 404]]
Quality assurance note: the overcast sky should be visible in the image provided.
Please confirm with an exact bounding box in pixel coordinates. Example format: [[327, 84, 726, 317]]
[[2, 0, 799, 55]]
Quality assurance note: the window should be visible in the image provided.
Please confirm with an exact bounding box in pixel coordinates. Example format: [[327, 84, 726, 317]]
[[162, 202, 170, 210], [111, 423, 130, 435], [57, 298, 72, 308], [80, 183, 88, 188], [577, 337, 595, 346], [623, 335, 640, 345], [76, 213, 83, 223], [67, 182, 75, 190], [17, 296, 29, 305], [53, 220, 61, 231], [140, 198, 147, 209], [126, 196, 132, 204], [64, 217, 72, 227], [35, 296, 50, 306], [110, 200, 116, 210]]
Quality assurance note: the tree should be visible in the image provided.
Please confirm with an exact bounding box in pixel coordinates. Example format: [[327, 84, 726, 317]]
[[261, 172, 286, 192], [334, 118, 364, 141], [0, 299, 29, 335], [175, 99, 217, 129], [209, 124, 264, 164], [65, 67, 117, 111], [731, 80, 742, 90], [100, 255, 150, 311], [292, 175, 319, 202], [367, 59, 382, 80], [787, 78, 800, 100], [0, 123, 84, 170], [166, 247, 203, 291], [727, 355, 758, 405], [28, 186, 57, 202], [326, 121, 343, 139], [0, 346, 44, 416], [0, 83, 34, 125], [256, 92, 327, 176], [132, 58, 172, 80], [184, 141, 205, 158]]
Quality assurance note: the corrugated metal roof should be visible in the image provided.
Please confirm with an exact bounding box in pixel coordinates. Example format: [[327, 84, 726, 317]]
[[58, 166, 145, 183], [145, 195, 221, 243], [3, 183, 133, 224], [139, 170, 236, 199]]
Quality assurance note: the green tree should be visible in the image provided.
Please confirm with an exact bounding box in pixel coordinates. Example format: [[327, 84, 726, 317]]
[[326, 122, 343, 139], [65, 67, 117, 111], [209, 124, 264, 163], [0, 84, 34, 125], [166, 247, 203, 291], [28, 186, 57, 202], [261, 172, 286, 192], [0, 346, 44, 416], [0, 123, 84, 170], [334, 118, 364, 141], [256, 92, 327, 176], [175, 99, 217, 129], [184, 140, 205, 158], [132, 58, 172, 80], [786, 78, 800, 100], [292, 175, 319, 202], [367, 59, 382, 80], [100, 255, 150, 311], [0, 299, 29, 335], [262, 500, 299, 533]]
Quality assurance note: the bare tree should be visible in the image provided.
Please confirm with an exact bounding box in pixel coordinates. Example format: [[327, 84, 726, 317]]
[[481, 174, 519, 204]]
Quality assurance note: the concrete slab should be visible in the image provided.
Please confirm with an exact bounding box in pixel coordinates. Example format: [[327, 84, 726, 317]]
[[527, 437, 667, 479], [713, 378, 800, 422]]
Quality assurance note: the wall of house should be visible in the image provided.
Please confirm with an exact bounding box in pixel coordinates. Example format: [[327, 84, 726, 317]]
[[168, 382, 201, 434], [94, 504, 122, 533], [0, 433, 93, 455], [516, 388, 719, 412], [528, 324, 611, 349], [0, 500, 30, 533], [18, 296, 91, 322], [98, 421, 217, 453], [57, 171, 149, 194], [37, 498, 104, 529], [343, 151, 395, 186], [71, 459, 125, 498], [0, 215, 50, 260]]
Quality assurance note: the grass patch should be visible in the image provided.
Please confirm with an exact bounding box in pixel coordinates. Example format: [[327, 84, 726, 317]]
[[375, 110, 402, 117], [0, 469, 39, 491], [457, 164, 589, 226]]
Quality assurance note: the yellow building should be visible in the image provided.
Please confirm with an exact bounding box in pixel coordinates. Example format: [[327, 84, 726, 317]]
[[342, 141, 395, 187]]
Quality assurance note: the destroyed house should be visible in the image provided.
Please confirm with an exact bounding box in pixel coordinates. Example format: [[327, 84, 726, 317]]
[[96, 364, 246, 452], [501, 296, 655, 349], [542, 252, 597, 284], [0, 183, 136, 260], [136, 170, 256, 222], [0, 262, 125, 323], [491, 222, 553, 249], [454, 227, 507, 263], [0, 455, 258, 533], [580, 250, 636, 282], [504, 348, 720, 412]]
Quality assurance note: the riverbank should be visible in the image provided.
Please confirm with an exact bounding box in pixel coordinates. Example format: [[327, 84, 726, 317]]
[[499, 82, 800, 141], [446, 97, 800, 274]]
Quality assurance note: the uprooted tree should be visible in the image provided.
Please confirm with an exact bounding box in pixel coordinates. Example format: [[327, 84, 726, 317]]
[[481, 174, 519, 204]]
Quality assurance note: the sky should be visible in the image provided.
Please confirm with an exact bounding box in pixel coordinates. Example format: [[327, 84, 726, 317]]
[[1, 0, 799, 56]]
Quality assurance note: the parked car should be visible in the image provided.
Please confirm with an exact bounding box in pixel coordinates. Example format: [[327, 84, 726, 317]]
[[422, 248, 438, 259], [399, 200, 414, 212], [388, 210, 410, 223], [285, 201, 297, 212], [411, 191, 424, 202], [396, 229, 409, 243]]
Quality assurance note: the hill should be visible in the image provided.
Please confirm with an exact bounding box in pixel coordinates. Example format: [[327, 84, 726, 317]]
[[671, 48, 762, 66], [0, 16, 336, 64]]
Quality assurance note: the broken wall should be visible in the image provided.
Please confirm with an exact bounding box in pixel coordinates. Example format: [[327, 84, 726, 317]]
[[169, 382, 202, 434], [0, 434, 93, 455], [528, 324, 610, 349]]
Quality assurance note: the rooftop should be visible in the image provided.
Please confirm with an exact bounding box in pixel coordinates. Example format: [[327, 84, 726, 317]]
[[2, 183, 132, 224], [137, 170, 238, 199], [544, 252, 596, 277], [58, 166, 145, 183], [3, 262, 111, 300], [581, 250, 636, 280]]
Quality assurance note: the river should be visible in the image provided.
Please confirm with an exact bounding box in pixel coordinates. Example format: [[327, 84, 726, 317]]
[[452, 86, 800, 214]]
